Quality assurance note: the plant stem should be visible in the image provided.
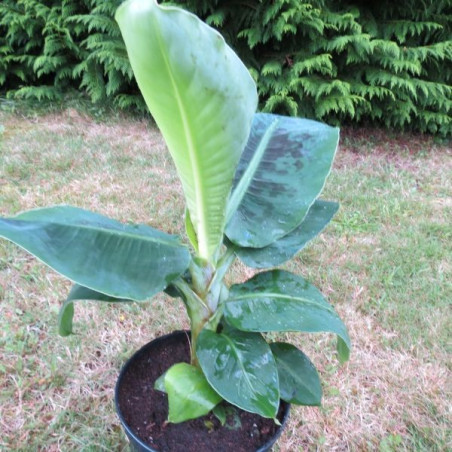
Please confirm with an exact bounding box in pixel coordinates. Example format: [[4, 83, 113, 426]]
[[172, 277, 211, 367], [172, 247, 236, 366]]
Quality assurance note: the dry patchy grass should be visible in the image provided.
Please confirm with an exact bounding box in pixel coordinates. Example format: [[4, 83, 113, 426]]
[[0, 110, 451, 451]]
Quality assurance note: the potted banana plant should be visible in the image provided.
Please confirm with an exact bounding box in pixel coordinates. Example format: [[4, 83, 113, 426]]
[[0, 0, 350, 450]]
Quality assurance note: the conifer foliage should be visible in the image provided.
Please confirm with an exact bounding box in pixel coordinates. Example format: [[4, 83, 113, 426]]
[[175, 0, 451, 136], [1, 0, 450, 135], [0, 0, 145, 111]]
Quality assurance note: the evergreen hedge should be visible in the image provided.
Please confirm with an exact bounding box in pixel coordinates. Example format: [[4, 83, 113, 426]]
[[0, 0, 141, 111], [1, 0, 451, 135]]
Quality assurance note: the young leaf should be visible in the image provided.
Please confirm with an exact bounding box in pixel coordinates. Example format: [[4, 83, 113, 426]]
[[212, 404, 242, 429], [116, 0, 257, 260], [337, 336, 350, 364], [196, 328, 280, 418], [224, 270, 351, 361], [229, 200, 339, 268], [164, 362, 222, 423], [212, 404, 227, 426], [226, 113, 339, 248], [0, 206, 190, 301], [270, 343, 322, 406]]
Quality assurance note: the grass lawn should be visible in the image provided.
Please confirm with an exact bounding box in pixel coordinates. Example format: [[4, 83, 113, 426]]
[[0, 107, 450, 451]]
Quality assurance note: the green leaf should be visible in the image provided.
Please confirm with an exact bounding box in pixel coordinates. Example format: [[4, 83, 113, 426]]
[[224, 270, 351, 362], [226, 113, 339, 248], [164, 362, 222, 423], [270, 343, 322, 406], [116, 0, 257, 260], [58, 284, 131, 337], [58, 300, 75, 337], [336, 337, 350, 364], [0, 206, 190, 301], [230, 200, 339, 268], [196, 328, 279, 418]]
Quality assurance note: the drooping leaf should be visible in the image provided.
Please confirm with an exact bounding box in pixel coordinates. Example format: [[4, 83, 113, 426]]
[[0, 206, 190, 301], [270, 343, 322, 406], [116, 0, 257, 260], [224, 270, 350, 362], [164, 362, 222, 423], [226, 113, 339, 248], [229, 200, 339, 268], [58, 284, 132, 337], [196, 328, 279, 418], [58, 300, 75, 337], [336, 337, 350, 365]]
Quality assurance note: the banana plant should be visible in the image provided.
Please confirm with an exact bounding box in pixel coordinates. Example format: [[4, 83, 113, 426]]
[[0, 0, 350, 424]]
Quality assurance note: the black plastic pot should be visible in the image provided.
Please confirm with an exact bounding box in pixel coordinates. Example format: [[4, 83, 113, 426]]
[[115, 331, 290, 452]]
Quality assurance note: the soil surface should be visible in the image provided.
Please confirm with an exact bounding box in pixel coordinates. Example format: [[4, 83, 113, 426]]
[[116, 331, 288, 452]]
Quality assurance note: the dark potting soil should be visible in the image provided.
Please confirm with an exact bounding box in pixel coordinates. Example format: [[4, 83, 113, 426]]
[[117, 331, 287, 452]]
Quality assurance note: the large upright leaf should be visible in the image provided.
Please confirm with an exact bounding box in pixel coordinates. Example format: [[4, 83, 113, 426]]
[[230, 200, 339, 268], [116, 0, 257, 260], [196, 328, 279, 418], [224, 270, 351, 362], [226, 113, 339, 248], [0, 206, 190, 301]]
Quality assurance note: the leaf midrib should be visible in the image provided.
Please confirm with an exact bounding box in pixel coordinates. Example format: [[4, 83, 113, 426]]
[[1, 218, 184, 248], [220, 333, 274, 416], [277, 357, 316, 397], [228, 292, 336, 314], [153, 14, 208, 258], [221, 333, 254, 390]]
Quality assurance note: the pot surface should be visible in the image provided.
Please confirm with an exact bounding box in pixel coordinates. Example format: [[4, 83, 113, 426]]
[[115, 331, 290, 452]]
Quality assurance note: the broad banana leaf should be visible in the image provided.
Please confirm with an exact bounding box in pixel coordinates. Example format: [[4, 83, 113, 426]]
[[226, 113, 339, 248], [0, 206, 190, 301], [270, 343, 322, 406], [229, 200, 339, 268], [224, 270, 350, 363], [197, 328, 280, 418], [116, 0, 257, 260]]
